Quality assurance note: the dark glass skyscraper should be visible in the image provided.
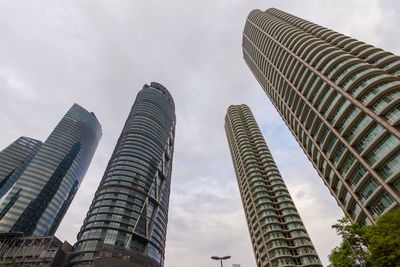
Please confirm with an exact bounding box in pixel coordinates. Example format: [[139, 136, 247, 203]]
[[242, 8, 400, 224], [225, 104, 322, 267], [70, 83, 176, 267], [0, 104, 102, 236], [0, 137, 42, 199]]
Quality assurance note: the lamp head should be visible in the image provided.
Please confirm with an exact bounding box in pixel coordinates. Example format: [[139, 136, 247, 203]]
[[211, 256, 231, 260]]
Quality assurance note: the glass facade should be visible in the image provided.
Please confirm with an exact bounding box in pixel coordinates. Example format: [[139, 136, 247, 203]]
[[69, 82, 176, 267], [242, 8, 400, 224], [0, 104, 102, 236], [0, 137, 42, 200], [225, 105, 322, 267]]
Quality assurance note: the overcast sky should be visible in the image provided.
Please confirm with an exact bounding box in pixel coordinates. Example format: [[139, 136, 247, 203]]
[[1, 0, 399, 266]]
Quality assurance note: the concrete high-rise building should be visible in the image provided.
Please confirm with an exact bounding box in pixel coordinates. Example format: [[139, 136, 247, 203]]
[[0, 104, 102, 236], [0, 137, 42, 199], [242, 8, 400, 224], [225, 104, 322, 267], [0, 233, 72, 267], [69, 83, 176, 267]]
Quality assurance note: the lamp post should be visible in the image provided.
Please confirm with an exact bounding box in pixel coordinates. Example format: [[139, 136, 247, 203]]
[[211, 256, 231, 267], [332, 225, 365, 267]]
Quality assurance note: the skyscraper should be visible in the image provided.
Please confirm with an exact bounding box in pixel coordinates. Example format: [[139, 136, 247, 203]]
[[0, 104, 102, 236], [242, 8, 400, 224], [69, 82, 176, 267], [0, 137, 42, 199], [225, 104, 322, 267]]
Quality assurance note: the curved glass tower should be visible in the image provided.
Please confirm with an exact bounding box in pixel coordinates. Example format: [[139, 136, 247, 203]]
[[70, 83, 176, 267], [225, 104, 322, 267], [0, 104, 102, 236], [242, 8, 400, 224], [0, 137, 42, 199]]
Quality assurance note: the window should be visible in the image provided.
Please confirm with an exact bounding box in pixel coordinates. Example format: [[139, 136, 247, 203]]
[[370, 193, 395, 218], [351, 203, 362, 220], [293, 238, 310, 246], [337, 107, 359, 133], [334, 179, 343, 195], [362, 82, 398, 104], [319, 127, 330, 145], [348, 165, 367, 189], [341, 154, 355, 176], [297, 246, 314, 255], [301, 256, 318, 264], [342, 190, 351, 206], [368, 135, 400, 165], [333, 144, 346, 165], [356, 124, 384, 152], [331, 100, 351, 124], [325, 135, 338, 155], [104, 230, 118, 245], [346, 116, 373, 142], [319, 87, 334, 110], [386, 104, 400, 123], [393, 180, 400, 194], [312, 119, 322, 136], [359, 178, 380, 202], [324, 93, 341, 117], [373, 90, 400, 113]]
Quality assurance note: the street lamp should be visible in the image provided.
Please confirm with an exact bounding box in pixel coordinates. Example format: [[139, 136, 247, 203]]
[[211, 256, 231, 267], [332, 225, 365, 267]]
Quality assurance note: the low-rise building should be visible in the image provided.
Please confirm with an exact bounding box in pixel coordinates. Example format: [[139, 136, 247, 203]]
[[0, 232, 72, 266]]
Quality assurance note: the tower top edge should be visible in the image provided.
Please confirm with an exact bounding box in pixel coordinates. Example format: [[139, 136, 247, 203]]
[[69, 103, 103, 133], [227, 104, 250, 111], [142, 82, 175, 110]]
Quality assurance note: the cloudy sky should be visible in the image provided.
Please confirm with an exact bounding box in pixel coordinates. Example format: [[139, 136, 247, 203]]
[[1, 0, 399, 266]]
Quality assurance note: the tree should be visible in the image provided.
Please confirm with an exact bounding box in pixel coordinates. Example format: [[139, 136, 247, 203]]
[[329, 241, 360, 267], [328, 208, 400, 267], [328, 217, 369, 267], [365, 207, 400, 267]]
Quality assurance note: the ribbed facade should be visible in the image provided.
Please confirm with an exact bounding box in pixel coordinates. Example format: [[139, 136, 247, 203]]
[[225, 105, 321, 267], [69, 83, 175, 267], [0, 137, 42, 199], [242, 8, 400, 225], [0, 104, 102, 236]]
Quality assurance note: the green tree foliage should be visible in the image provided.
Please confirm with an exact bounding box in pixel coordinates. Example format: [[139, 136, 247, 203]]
[[328, 208, 400, 267], [329, 241, 359, 266], [328, 217, 369, 267], [365, 207, 400, 267]]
